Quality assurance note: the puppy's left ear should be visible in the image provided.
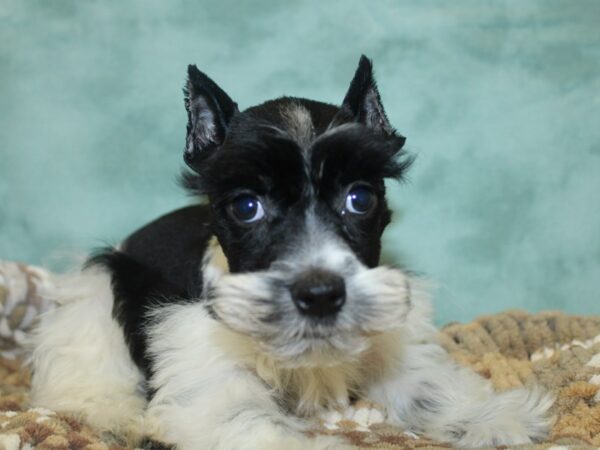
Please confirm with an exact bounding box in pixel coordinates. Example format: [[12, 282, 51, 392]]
[[184, 65, 239, 167], [333, 55, 404, 143]]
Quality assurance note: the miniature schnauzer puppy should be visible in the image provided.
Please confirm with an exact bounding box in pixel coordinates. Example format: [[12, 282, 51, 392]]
[[30, 56, 553, 450]]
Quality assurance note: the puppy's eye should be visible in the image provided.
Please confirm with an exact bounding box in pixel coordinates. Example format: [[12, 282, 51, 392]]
[[345, 186, 375, 215], [230, 195, 265, 223]]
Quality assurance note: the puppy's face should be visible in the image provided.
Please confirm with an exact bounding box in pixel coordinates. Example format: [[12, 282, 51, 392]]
[[184, 56, 414, 366]]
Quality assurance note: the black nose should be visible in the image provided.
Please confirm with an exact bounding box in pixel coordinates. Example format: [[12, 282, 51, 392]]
[[290, 270, 346, 318]]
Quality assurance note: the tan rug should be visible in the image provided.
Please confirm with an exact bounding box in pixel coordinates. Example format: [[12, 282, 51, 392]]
[[1, 261, 599, 449]]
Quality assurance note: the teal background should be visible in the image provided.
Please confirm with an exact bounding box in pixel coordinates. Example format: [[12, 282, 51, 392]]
[[1, 1, 599, 325]]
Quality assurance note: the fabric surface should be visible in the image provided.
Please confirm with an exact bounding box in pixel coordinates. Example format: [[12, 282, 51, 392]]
[[2, 1, 600, 326], [1, 261, 600, 449], [0, 262, 56, 359]]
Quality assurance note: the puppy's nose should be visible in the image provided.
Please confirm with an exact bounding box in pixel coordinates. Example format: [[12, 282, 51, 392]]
[[290, 270, 346, 318]]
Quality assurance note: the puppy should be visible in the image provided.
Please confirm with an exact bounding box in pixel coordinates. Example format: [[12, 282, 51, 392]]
[[29, 56, 553, 450]]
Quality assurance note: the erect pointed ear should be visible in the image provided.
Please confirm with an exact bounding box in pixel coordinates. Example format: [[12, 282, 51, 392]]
[[184, 65, 239, 167], [333, 55, 403, 142]]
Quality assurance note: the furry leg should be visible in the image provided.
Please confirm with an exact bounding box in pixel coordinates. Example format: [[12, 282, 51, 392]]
[[367, 331, 554, 447], [145, 303, 351, 450]]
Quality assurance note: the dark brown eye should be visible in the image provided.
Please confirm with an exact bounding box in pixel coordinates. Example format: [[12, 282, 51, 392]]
[[345, 186, 375, 214], [230, 195, 265, 223]]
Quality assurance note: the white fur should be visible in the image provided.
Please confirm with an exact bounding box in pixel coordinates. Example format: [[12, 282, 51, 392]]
[[145, 303, 352, 449], [205, 236, 412, 367], [29, 253, 553, 449], [281, 103, 315, 149], [367, 308, 554, 446], [28, 267, 146, 442], [185, 96, 218, 155]]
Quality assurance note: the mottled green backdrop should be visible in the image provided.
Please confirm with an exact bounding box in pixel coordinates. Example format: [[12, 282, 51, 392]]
[[1, 1, 599, 324]]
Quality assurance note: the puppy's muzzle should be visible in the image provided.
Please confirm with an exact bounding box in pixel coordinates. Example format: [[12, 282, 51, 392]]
[[290, 269, 346, 318]]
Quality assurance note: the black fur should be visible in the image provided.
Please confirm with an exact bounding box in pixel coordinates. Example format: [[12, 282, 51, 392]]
[[184, 65, 239, 167], [140, 437, 177, 450], [90, 55, 413, 386], [87, 205, 212, 381], [332, 55, 401, 138]]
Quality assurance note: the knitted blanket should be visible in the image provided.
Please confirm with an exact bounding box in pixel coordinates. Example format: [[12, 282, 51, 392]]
[[1, 260, 599, 449]]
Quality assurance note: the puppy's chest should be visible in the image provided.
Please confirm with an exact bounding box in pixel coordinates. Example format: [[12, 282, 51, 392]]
[[253, 357, 365, 416]]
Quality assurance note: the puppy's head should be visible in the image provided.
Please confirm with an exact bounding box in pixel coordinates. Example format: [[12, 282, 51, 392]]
[[183, 56, 415, 366]]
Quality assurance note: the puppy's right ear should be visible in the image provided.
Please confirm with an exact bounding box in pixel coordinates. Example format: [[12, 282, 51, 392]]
[[184, 65, 239, 167]]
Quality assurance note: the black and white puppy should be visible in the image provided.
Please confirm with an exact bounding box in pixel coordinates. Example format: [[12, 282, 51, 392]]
[[30, 56, 553, 450]]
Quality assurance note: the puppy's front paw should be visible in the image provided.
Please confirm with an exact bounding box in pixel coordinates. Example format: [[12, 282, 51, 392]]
[[445, 387, 554, 447]]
